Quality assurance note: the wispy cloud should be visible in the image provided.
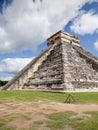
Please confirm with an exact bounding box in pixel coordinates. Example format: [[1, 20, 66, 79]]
[[0, 0, 96, 53], [70, 10, 98, 35], [0, 58, 32, 74]]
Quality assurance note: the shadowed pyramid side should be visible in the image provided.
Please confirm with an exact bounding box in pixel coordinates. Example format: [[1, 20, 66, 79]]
[[2, 30, 98, 92], [62, 42, 98, 91]]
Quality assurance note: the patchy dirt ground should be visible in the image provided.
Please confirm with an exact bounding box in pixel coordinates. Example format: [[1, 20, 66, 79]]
[[0, 101, 98, 115], [0, 101, 98, 129]]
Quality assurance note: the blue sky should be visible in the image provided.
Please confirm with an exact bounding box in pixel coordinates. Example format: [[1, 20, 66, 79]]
[[0, 0, 98, 80]]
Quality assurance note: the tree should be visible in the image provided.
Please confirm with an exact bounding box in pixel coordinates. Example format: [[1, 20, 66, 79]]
[[0, 80, 8, 87]]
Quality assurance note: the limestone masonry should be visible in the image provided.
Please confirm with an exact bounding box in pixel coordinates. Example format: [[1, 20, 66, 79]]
[[2, 31, 98, 92]]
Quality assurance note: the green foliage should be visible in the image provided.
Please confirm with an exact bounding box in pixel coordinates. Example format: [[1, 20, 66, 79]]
[[0, 80, 8, 86]]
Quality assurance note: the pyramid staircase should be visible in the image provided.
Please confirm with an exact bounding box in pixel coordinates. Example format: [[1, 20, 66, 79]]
[[2, 31, 98, 92], [3, 42, 59, 90], [24, 42, 64, 90]]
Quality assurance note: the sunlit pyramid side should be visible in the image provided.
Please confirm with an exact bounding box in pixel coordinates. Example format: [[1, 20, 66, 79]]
[[2, 31, 98, 92]]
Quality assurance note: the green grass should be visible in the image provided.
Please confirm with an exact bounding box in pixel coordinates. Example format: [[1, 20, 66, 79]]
[[0, 115, 16, 130], [0, 91, 98, 130], [46, 111, 75, 130], [30, 121, 44, 130], [1, 111, 98, 130], [0, 112, 32, 130], [72, 92, 98, 104], [44, 111, 98, 130], [0, 90, 98, 104], [0, 90, 66, 103]]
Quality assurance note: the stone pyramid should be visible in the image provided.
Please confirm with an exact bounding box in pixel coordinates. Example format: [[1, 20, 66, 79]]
[[2, 31, 98, 92]]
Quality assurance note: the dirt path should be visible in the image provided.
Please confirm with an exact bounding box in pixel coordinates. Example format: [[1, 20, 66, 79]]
[[0, 101, 98, 115], [0, 102, 98, 129], [47, 102, 98, 113]]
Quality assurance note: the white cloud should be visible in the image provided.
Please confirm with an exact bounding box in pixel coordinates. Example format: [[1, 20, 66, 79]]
[[0, 0, 97, 53], [0, 58, 32, 74], [70, 10, 98, 35], [94, 40, 98, 50]]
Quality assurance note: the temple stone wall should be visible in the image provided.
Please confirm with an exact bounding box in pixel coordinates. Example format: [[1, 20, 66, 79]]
[[2, 30, 98, 92], [62, 42, 98, 91], [24, 43, 64, 90], [4, 44, 58, 90]]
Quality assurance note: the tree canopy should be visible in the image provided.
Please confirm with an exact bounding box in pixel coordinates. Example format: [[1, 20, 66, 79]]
[[0, 80, 8, 87]]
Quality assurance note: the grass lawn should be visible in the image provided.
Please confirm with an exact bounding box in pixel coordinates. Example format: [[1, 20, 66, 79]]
[[0, 90, 98, 130], [44, 111, 98, 130], [0, 90, 98, 104]]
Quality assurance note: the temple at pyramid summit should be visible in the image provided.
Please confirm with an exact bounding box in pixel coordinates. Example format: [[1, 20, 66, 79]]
[[2, 31, 98, 91]]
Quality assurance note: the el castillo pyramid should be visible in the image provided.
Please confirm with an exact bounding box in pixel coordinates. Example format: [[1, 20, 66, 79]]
[[2, 31, 98, 92]]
